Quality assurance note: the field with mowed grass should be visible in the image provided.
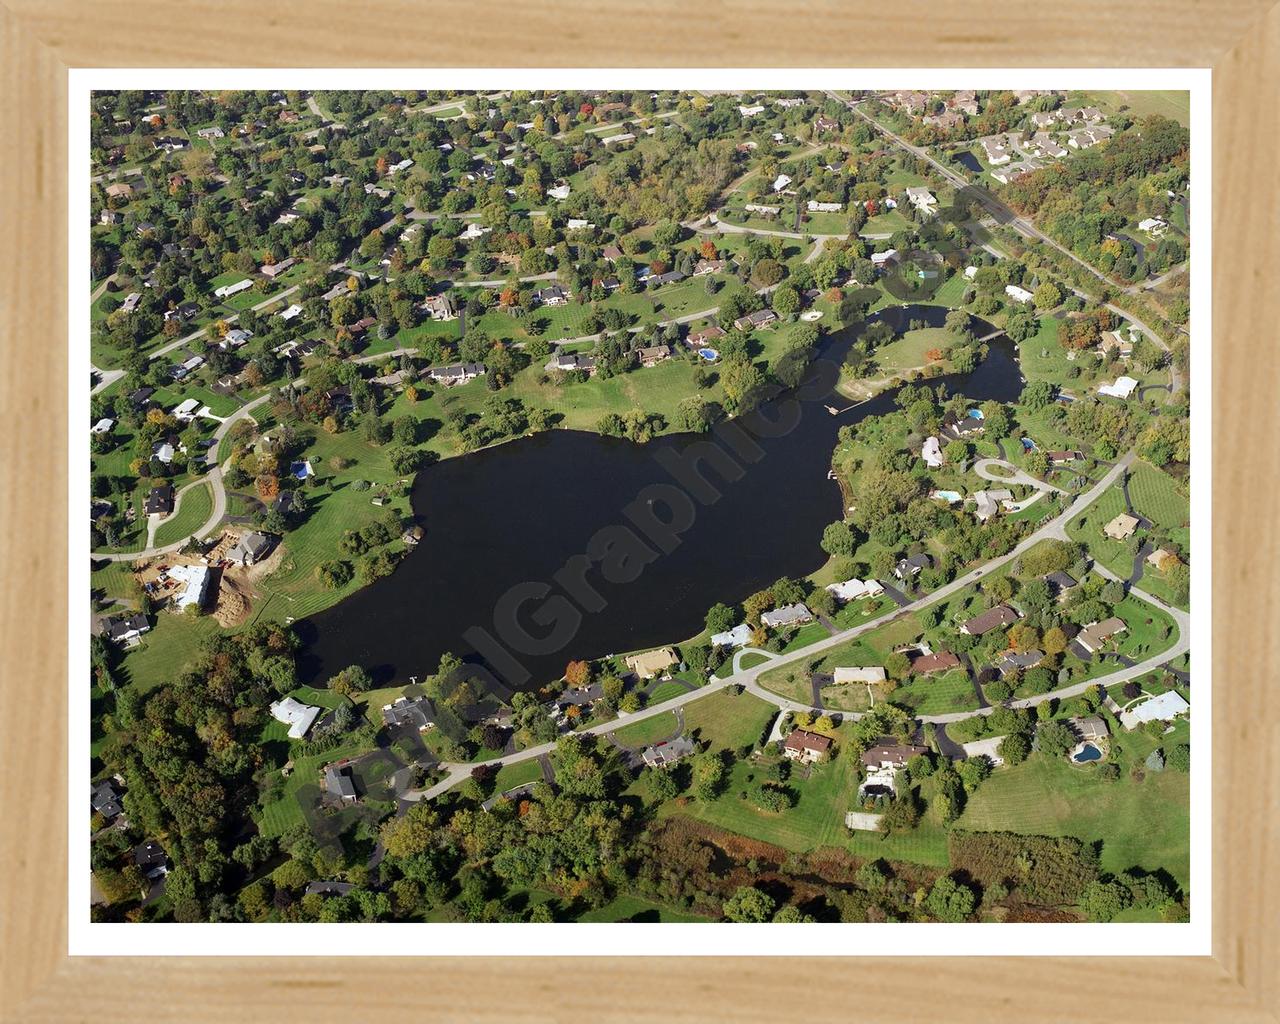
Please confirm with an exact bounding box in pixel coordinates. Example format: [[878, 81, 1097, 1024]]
[[680, 689, 777, 751], [118, 613, 224, 692], [152, 481, 213, 546], [956, 724, 1190, 887], [1127, 461, 1189, 532], [610, 710, 680, 748]]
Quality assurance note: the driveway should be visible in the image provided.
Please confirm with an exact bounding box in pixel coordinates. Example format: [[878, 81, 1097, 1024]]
[[972, 457, 1063, 494]]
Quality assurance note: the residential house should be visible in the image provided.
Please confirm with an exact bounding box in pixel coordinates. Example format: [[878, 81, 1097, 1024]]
[[636, 345, 671, 367], [1103, 512, 1140, 540], [90, 778, 125, 821], [1005, 284, 1034, 304], [305, 881, 355, 897], [277, 303, 303, 321], [733, 308, 777, 331], [1100, 329, 1135, 358], [165, 564, 210, 612], [1071, 715, 1110, 743], [737, 104, 765, 117], [813, 115, 841, 133], [760, 603, 813, 629], [547, 184, 572, 201], [91, 417, 115, 435], [104, 181, 134, 200], [921, 435, 943, 468], [923, 111, 966, 130], [744, 203, 781, 216], [859, 742, 927, 796], [214, 279, 252, 299], [534, 284, 569, 306], [971, 488, 1013, 522], [826, 578, 884, 603], [910, 651, 961, 675], [102, 612, 150, 644], [641, 736, 696, 769], [99, 208, 121, 226], [420, 293, 457, 321], [1077, 617, 1127, 654], [1046, 449, 1083, 465], [833, 666, 887, 685], [1146, 547, 1181, 572], [624, 647, 678, 680], [172, 398, 201, 421], [949, 90, 979, 115], [772, 173, 793, 193], [269, 696, 322, 739], [1028, 132, 1068, 159], [120, 292, 142, 314], [228, 530, 276, 566], [807, 200, 843, 213], [995, 649, 1044, 677], [905, 186, 937, 212], [1118, 690, 1189, 730], [145, 483, 174, 517], [260, 257, 296, 279], [783, 729, 832, 764], [870, 248, 898, 268], [133, 841, 169, 881], [426, 362, 485, 386], [1138, 217, 1168, 236], [382, 696, 436, 731], [894, 553, 933, 580], [710, 623, 753, 649], [1097, 375, 1139, 399], [960, 605, 1019, 637], [129, 386, 155, 409], [687, 325, 725, 348], [981, 138, 1012, 165], [324, 763, 358, 803], [546, 352, 597, 375], [602, 245, 623, 262], [196, 125, 225, 139], [1066, 126, 1114, 149], [693, 258, 727, 276], [1044, 570, 1079, 601]]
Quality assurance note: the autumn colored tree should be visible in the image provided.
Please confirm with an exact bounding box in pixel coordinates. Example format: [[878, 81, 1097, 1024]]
[[699, 239, 718, 260], [564, 660, 591, 687], [256, 474, 280, 502], [375, 155, 389, 176], [1042, 626, 1068, 656]]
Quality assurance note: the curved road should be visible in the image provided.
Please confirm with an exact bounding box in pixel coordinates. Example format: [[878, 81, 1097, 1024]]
[[92, 394, 271, 562], [408, 450, 1188, 800]]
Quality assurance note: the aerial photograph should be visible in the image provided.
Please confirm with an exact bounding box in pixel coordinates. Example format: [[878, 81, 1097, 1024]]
[[87, 87, 1192, 926]]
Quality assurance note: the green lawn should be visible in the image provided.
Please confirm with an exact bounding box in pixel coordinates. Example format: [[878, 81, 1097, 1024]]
[[610, 711, 680, 748], [491, 758, 545, 794], [779, 621, 830, 654], [1127, 461, 1189, 533], [118, 612, 224, 692], [956, 730, 1190, 887], [1083, 89, 1190, 127], [680, 689, 777, 751], [874, 327, 951, 375], [887, 668, 980, 716], [737, 652, 771, 670], [152, 482, 213, 546]]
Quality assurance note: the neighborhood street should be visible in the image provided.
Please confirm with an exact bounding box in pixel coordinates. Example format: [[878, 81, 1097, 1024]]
[[406, 449, 1187, 802]]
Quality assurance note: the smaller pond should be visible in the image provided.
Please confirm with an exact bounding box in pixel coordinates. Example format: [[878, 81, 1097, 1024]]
[[953, 151, 983, 174], [1073, 743, 1103, 763]]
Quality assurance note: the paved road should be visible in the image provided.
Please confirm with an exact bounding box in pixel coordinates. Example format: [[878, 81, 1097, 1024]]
[[92, 393, 271, 562], [146, 284, 302, 363], [841, 96, 1183, 395], [406, 451, 1181, 801], [972, 457, 1064, 494]]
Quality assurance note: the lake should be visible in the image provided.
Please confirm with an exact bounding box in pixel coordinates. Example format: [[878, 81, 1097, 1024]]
[[296, 305, 1022, 691]]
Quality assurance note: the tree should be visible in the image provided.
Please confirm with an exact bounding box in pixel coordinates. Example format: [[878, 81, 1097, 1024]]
[[924, 875, 977, 922], [705, 603, 737, 635], [1037, 719, 1076, 757], [772, 904, 816, 923], [564, 660, 591, 687], [722, 885, 775, 923], [771, 284, 800, 318], [1033, 281, 1063, 310], [1165, 743, 1190, 772], [1079, 878, 1133, 922], [691, 751, 727, 801], [821, 520, 855, 557], [998, 731, 1032, 765], [885, 651, 911, 680]]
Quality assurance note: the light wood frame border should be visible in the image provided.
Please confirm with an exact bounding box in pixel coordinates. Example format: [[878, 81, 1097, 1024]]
[[2, 4, 1276, 1020]]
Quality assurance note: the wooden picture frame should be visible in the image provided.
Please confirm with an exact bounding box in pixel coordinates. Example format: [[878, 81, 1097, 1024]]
[[1, 3, 1275, 1019]]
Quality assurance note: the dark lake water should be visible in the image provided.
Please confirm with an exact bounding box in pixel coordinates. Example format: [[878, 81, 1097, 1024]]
[[952, 151, 983, 174], [296, 305, 1023, 691]]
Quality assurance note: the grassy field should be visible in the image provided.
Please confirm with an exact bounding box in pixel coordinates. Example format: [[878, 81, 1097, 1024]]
[[118, 612, 223, 692], [737, 652, 771, 670], [873, 327, 951, 375], [491, 758, 545, 794], [1127, 461, 1189, 532], [956, 724, 1190, 887], [1084, 89, 1190, 127], [152, 482, 213, 546], [887, 669, 980, 717], [680, 689, 777, 751], [610, 711, 680, 748]]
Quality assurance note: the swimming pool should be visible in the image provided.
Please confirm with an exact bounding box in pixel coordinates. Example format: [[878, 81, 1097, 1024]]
[[698, 348, 719, 361], [1020, 437, 1036, 451], [966, 408, 985, 420], [931, 490, 962, 503], [1072, 743, 1103, 763]]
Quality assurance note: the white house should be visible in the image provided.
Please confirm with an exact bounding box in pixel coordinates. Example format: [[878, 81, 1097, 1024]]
[[166, 565, 210, 612], [904, 186, 937, 212], [214, 279, 252, 299], [1118, 690, 1190, 730], [388, 158, 414, 174], [172, 398, 201, 421], [1097, 375, 1139, 399], [710, 623, 753, 649], [964, 265, 978, 280], [1005, 284, 1034, 304], [270, 697, 322, 740], [91, 418, 115, 434], [771, 173, 792, 193], [871, 248, 898, 267], [460, 222, 492, 241], [807, 200, 842, 213], [761, 603, 813, 629], [737, 104, 765, 117], [921, 435, 944, 468], [278, 304, 303, 321], [547, 184, 571, 201], [826, 578, 884, 602], [744, 203, 781, 215], [1138, 217, 1168, 236], [566, 218, 595, 230], [832, 666, 887, 685]]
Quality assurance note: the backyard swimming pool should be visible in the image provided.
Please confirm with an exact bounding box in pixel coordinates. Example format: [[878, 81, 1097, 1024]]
[[698, 348, 719, 361], [1073, 743, 1103, 763]]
